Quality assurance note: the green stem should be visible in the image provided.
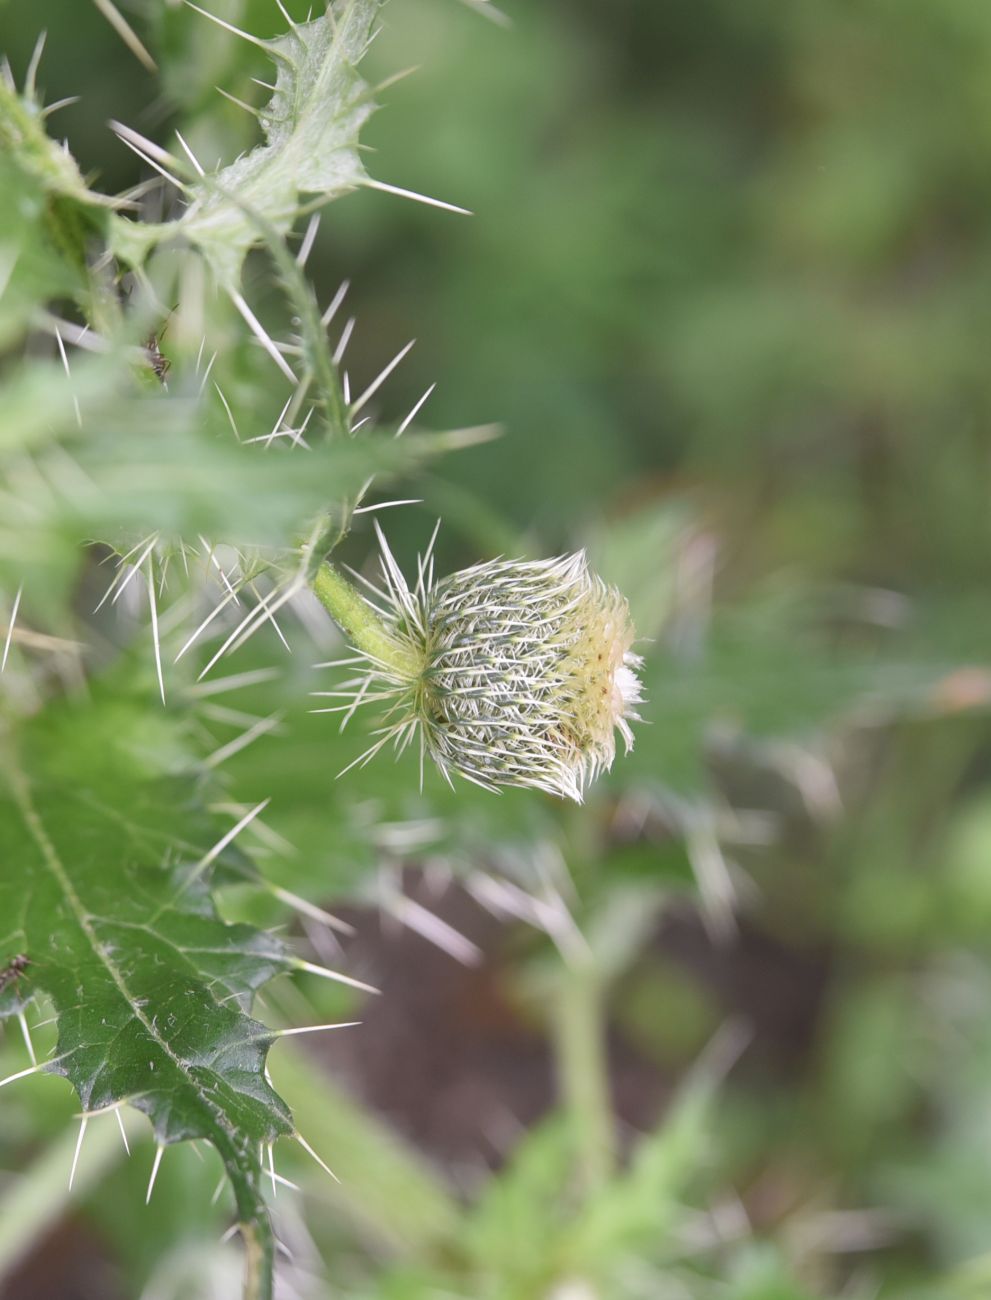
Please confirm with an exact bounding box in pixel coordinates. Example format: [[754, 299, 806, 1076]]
[[553, 955, 614, 1197], [160, 171, 351, 442], [262, 224, 350, 441], [311, 562, 420, 677], [240, 1216, 273, 1300], [219, 1145, 275, 1300]]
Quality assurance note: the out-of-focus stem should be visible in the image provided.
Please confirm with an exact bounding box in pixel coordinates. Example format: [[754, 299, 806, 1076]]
[[553, 954, 614, 1197]]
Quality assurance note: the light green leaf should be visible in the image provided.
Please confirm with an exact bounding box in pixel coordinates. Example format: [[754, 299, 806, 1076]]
[[0, 158, 83, 349], [0, 351, 491, 603], [0, 72, 110, 216], [112, 0, 380, 283]]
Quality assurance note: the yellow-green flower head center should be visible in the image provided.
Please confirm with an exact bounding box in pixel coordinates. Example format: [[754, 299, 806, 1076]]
[[371, 551, 643, 801]]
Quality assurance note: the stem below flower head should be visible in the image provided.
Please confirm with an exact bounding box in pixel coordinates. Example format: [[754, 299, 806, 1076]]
[[311, 562, 421, 679], [553, 954, 615, 1197]]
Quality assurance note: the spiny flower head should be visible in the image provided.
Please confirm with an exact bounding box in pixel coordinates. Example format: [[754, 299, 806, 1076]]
[[321, 529, 644, 801]]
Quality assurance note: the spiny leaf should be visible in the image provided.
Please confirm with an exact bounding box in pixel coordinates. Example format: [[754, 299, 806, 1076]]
[[0, 55, 115, 327], [0, 685, 292, 1259], [0, 68, 109, 215], [0, 158, 83, 349], [0, 350, 492, 601], [112, 0, 381, 284]]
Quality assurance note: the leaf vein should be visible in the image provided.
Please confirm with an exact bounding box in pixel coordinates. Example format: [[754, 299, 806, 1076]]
[[11, 761, 241, 1145]]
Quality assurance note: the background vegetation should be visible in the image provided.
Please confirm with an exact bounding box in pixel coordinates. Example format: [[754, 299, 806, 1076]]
[[3, 1, 991, 1297]]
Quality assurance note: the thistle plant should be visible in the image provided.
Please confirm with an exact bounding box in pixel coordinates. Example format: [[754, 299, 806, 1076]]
[[0, 3, 644, 1297], [312, 533, 644, 800]]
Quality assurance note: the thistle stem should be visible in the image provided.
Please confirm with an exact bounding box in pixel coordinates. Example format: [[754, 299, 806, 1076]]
[[553, 955, 614, 1196], [240, 1217, 273, 1300], [213, 1137, 276, 1300], [311, 562, 420, 678]]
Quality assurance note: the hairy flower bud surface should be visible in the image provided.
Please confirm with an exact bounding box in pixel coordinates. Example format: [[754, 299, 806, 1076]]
[[324, 537, 643, 802]]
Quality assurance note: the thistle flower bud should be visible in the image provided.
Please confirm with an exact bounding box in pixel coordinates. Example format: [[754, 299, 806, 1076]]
[[316, 534, 643, 802]]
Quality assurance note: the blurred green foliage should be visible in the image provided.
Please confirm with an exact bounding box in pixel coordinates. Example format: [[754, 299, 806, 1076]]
[[4, 0, 991, 1298]]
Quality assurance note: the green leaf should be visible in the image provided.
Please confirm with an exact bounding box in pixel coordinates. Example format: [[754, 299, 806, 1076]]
[[0, 684, 293, 1284], [0, 351, 491, 604], [0, 158, 83, 350], [112, 0, 380, 284], [0, 71, 110, 217], [0, 63, 114, 333]]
